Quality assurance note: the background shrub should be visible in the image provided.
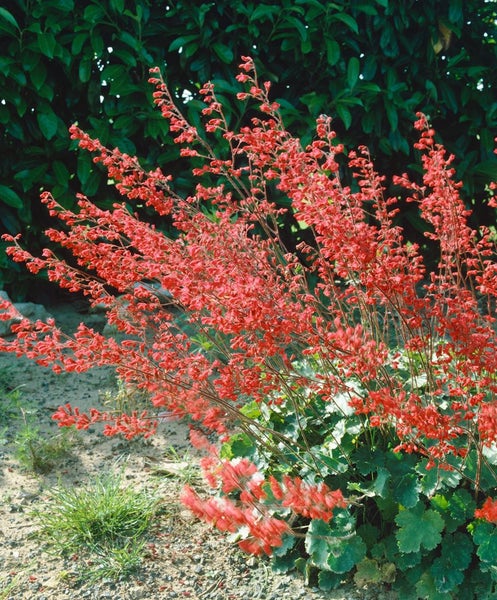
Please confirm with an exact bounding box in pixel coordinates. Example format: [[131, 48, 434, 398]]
[[1, 0, 497, 297]]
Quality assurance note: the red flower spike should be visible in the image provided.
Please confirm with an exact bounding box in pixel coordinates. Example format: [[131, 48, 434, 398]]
[[2, 60, 497, 556]]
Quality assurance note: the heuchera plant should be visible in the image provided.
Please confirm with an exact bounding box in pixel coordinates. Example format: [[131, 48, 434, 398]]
[[2, 56, 497, 597]]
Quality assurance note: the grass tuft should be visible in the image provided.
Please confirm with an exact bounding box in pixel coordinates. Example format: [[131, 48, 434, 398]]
[[14, 420, 79, 473], [33, 465, 158, 581]]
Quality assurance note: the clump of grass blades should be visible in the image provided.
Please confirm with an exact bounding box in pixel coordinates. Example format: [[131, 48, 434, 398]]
[[14, 421, 79, 473], [0, 383, 22, 426], [33, 467, 158, 581]]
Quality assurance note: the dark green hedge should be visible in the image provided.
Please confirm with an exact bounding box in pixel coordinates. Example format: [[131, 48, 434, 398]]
[[1, 0, 496, 297]]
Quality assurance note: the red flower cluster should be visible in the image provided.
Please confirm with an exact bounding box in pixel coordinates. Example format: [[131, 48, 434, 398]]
[[181, 455, 346, 555], [180, 486, 290, 556], [1, 57, 497, 552], [475, 497, 497, 523]]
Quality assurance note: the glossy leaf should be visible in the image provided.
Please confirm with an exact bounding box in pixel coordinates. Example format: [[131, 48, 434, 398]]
[[347, 57, 360, 89], [37, 110, 59, 140], [0, 185, 23, 209], [0, 7, 19, 34], [332, 12, 359, 34], [38, 32, 56, 58]]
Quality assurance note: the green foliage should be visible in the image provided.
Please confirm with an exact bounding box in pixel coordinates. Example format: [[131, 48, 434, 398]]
[[0, 0, 171, 297], [2, 1, 497, 297], [0, 371, 78, 472], [33, 467, 158, 581], [306, 514, 367, 574], [14, 421, 79, 473], [220, 353, 497, 598], [0, 381, 22, 426], [395, 503, 444, 553]]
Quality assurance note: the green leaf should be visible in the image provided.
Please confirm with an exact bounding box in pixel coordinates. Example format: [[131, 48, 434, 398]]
[[220, 432, 255, 460], [285, 15, 309, 42], [332, 13, 359, 34], [474, 160, 497, 179], [71, 32, 88, 56], [393, 472, 420, 508], [79, 57, 92, 83], [6, 120, 24, 141], [14, 164, 48, 191], [336, 103, 352, 130], [55, 0, 75, 11], [91, 32, 104, 56], [271, 549, 300, 573], [110, 0, 125, 13], [30, 63, 48, 91], [250, 5, 279, 22], [37, 109, 59, 140], [448, 489, 476, 527], [0, 7, 20, 34], [300, 91, 327, 116], [357, 523, 381, 551], [416, 459, 461, 495], [472, 521, 497, 567], [347, 57, 360, 89], [52, 161, 70, 186], [38, 32, 56, 58], [113, 113, 139, 135], [83, 4, 105, 21], [385, 101, 398, 131], [113, 48, 138, 67], [229, 432, 256, 457], [306, 518, 332, 569], [102, 65, 136, 96], [212, 42, 234, 64], [362, 55, 378, 80], [0, 185, 23, 209], [77, 153, 93, 185], [441, 531, 472, 570], [439, 82, 458, 113], [117, 31, 139, 51], [325, 39, 340, 66], [395, 503, 444, 553], [425, 80, 438, 101], [317, 570, 342, 591], [353, 447, 386, 475], [361, 110, 377, 135], [306, 514, 365, 574], [354, 558, 383, 586], [81, 172, 101, 197], [416, 571, 453, 600], [271, 532, 296, 559], [355, 3, 378, 16], [430, 557, 463, 593], [326, 535, 366, 573], [370, 467, 391, 497], [301, 38, 312, 54], [448, 0, 463, 23], [239, 401, 261, 419], [168, 35, 198, 52], [295, 0, 325, 10]]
